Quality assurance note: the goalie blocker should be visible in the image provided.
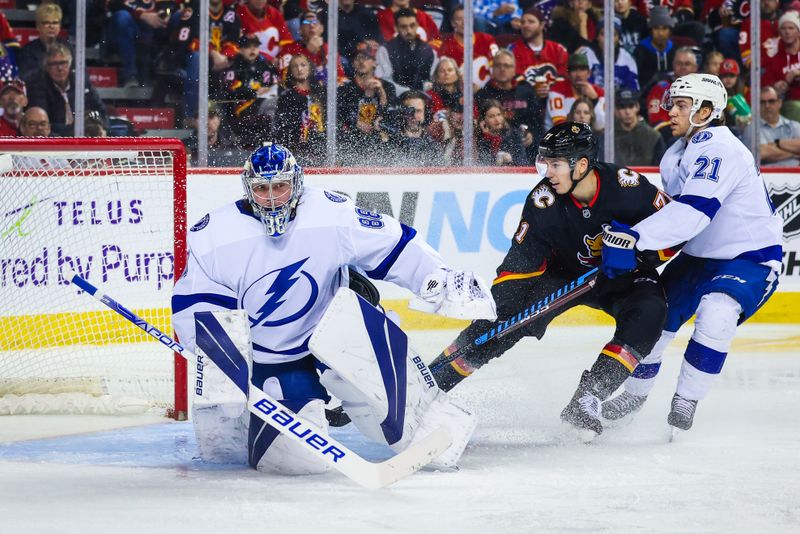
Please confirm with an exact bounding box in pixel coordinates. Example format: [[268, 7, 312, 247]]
[[195, 288, 475, 474]]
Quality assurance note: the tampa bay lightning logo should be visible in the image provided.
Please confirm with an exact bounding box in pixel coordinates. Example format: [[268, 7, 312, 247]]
[[190, 214, 210, 232], [242, 257, 319, 327], [324, 190, 347, 203], [692, 131, 713, 144]]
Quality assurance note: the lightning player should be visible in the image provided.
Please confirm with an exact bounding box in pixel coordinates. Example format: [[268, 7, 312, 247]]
[[172, 143, 495, 474], [428, 122, 673, 435], [601, 73, 783, 432]]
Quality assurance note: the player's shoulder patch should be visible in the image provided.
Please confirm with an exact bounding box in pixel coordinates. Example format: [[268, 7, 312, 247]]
[[691, 130, 713, 144], [530, 182, 556, 209], [190, 214, 210, 232], [324, 190, 348, 203], [616, 168, 641, 187]]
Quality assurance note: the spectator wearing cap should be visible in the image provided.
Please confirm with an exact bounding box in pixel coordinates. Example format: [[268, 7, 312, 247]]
[[614, 88, 665, 166], [476, 49, 543, 160], [508, 8, 568, 87], [546, 52, 605, 130], [377, 0, 440, 44], [644, 46, 698, 130], [615, 0, 649, 55], [633, 6, 676, 92], [719, 58, 752, 138], [0, 80, 27, 136], [473, 0, 523, 35], [753, 85, 800, 167], [19, 106, 51, 137], [436, 5, 499, 89], [581, 19, 640, 92], [548, 0, 602, 53], [763, 10, 800, 122], [17, 3, 73, 83], [337, 41, 396, 165], [375, 8, 435, 95], [223, 35, 280, 147], [317, 0, 382, 76], [278, 12, 347, 86], [25, 43, 106, 137]]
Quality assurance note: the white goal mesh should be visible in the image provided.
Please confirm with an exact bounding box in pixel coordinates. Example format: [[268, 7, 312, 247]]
[[0, 139, 187, 417]]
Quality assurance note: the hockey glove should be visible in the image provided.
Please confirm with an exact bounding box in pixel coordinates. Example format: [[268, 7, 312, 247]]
[[409, 268, 497, 320], [601, 221, 640, 279]]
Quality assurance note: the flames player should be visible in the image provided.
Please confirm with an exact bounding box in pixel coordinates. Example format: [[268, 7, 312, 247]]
[[427, 122, 675, 436]]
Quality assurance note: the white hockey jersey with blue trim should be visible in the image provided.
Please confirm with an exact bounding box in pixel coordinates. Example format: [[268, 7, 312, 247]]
[[633, 126, 783, 266], [172, 187, 445, 364]]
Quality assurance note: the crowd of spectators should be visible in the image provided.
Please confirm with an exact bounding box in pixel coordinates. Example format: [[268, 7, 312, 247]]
[[0, 0, 800, 170]]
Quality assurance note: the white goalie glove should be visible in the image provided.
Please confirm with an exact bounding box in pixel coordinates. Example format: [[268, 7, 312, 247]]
[[409, 268, 497, 320]]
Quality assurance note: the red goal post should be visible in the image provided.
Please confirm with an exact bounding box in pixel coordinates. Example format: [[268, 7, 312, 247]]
[[0, 138, 188, 419]]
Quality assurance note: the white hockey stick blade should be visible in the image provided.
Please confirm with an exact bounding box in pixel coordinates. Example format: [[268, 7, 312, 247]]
[[69, 273, 451, 489]]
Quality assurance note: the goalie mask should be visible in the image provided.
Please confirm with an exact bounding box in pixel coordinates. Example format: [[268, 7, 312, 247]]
[[661, 73, 727, 136], [242, 143, 304, 237]]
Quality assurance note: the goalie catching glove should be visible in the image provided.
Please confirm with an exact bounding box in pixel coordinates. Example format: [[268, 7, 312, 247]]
[[409, 268, 497, 321]]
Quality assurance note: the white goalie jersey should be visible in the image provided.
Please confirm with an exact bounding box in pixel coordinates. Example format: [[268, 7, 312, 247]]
[[172, 187, 446, 364], [633, 126, 783, 267]]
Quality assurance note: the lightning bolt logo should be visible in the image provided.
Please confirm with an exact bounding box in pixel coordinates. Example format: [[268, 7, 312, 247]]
[[249, 257, 318, 328]]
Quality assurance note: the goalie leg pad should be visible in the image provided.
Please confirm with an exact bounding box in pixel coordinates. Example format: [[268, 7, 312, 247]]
[[249, 359, 331, 475]]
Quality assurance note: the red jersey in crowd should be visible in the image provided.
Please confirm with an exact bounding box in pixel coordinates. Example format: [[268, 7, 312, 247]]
[[278, 41, 347, 84], [740, 17, 780, 66], [377, 8, 440, 44], [237, 2, 294, 61], [762, 42, 800, 101], [546, 79, 605, 129], [436, 33, 499, 88], [0, 115, 19, 136], [646, 79, 671, 127], [508, 39, 568, 85]]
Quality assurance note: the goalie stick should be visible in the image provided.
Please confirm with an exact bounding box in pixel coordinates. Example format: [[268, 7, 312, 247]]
[[69, 273, 451, 489]]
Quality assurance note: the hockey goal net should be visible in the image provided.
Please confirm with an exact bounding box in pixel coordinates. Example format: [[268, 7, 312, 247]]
[[0, 138, 188, 418]]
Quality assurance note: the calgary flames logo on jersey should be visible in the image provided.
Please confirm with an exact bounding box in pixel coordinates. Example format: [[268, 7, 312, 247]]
[[617, 168, 641, 188], [577, 231, 603, 266], [531, 184, 555, 209]]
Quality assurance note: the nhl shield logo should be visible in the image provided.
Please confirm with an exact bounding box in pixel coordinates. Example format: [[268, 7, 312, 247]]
[[770, 183, 800, 240]]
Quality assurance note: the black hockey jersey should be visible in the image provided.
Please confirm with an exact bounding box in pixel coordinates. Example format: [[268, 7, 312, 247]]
[[495, 162, 672, 286]]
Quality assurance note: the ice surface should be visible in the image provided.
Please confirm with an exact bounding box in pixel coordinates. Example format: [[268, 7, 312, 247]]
[[0, 324, 798, 533]]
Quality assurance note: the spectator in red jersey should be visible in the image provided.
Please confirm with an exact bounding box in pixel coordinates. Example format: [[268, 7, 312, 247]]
[[237, 0, 294, 62], [436, 5, 499, 89], [508, 7, 568, 87], [337, 41, 396, 166], [0, 79, 27, 137], [548, 0, 602, 53], [615, 0, 649, 55], [19, 107, 51, 137], [17, 3, 73, 83], [475, 49, 542, 158], [763, 10, 800, 122], [477, 98, 528, 166], [375, 8, 436, 94], [106, 0, 173, 87], [274, 54, 326, 166], [546, 53, 605, 130], [26, 43, 106, 137], [739, 0, 781, 67], [224, 35, 280, 148], [317, 0, 382, 76], [377, 0, 440, 44], [633, 6, 676, 93], [278, 11, 346, 85]]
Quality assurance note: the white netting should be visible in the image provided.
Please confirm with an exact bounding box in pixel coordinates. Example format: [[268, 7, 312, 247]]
[[0, 145, 183, 415]]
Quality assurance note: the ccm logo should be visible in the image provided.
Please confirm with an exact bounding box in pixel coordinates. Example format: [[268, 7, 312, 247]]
[[253, 399, 346, 462]]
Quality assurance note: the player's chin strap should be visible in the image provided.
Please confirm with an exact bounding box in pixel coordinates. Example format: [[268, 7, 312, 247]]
[[684, 109, 715, 140], [567, 158, 593, 195]]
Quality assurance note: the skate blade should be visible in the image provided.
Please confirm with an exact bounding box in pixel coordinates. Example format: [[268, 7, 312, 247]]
[[668, 426, 684, 442], [558, 422, 599, 444]]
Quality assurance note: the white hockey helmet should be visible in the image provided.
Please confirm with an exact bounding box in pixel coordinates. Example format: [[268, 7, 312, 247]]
[[662, 73, 727, 131]]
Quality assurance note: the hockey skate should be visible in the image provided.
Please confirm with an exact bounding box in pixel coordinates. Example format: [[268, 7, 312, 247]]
[[560, 371, 604, 435], [667, 393, 698, 431], [601, 391, 647, 421]]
